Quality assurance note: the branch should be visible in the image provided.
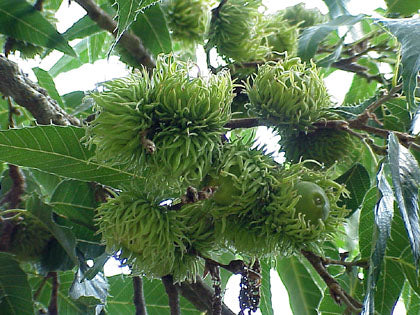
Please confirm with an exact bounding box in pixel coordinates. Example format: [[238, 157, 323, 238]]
[[177, 277, 235, 315], [133, 276, 148, 315], [161, 275, 180, 315], [0, 55, 80, 126], [322, 257, 369, 270], [73, 0, 155, 70], [224, 118, 264, 129], [301, 250, 362, 313], [47, 272, 59, 315]]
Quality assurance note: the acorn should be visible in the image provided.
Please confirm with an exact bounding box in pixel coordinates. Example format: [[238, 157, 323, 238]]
[[207, 0, 270, 62], [4, 211, 52, 262], [245, 55, 331, 130], [87, 55, 233, 183], [205, 139, 347, 256], [163, 0, 210, 43], [279, 127, 357, 167]]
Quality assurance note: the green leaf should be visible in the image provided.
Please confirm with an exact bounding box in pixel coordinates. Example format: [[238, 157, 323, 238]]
[[130, 4, 172, 56], [343, 75, 378, 105], [358, 187, 378, 259], [30, 271, 97, 314], [69, 267, 108, 306], [113, 0, 159, 44], [362, 164, 395, 314], [0, 125, 142, 187], [335, 163, 371, 215], [377, 19, 420, 110], [27, 195, 78, 265], [259, 260, 273, 315], [50, 179, 99, 242], [49, 32, 112, 77], [388, 133, 420, 267], [106, 275, 198, 314], [0, 0, 75, 56], [83, 253, 110, 281], [402, 283, 420, 314], [62, 91, 86, 110], [298, 14, 364, 62], [277, 256, 322, 315], [385, 0, 420, 15], [44, 0, 63, 11], [383, 98, 412, 132], [322, 0, 349, 19], [0, 253, 34, 315], [32, 67, 64, 107]]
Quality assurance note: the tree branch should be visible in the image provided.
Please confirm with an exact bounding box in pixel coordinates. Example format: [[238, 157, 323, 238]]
[[301, 250, 362, 313], [0, 55, 80, 126], [161, 275, 180, 315], [177, 277, 235, 315], [133, 276, 148, 315], [47, 272, 59, 315], [73, 0, 155, 70]]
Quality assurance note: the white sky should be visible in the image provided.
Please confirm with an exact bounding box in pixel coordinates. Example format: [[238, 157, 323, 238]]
[[9, 0, 409, 314]]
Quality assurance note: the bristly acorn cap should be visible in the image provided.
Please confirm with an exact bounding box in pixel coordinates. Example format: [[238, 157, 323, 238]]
[[87, 55, 233, 183], [246, 54, 331, 131]]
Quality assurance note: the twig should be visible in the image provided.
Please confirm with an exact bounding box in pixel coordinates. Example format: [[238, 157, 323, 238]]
[[133, 276, 148, 315], [48, 272, 59, 315], [322, 257, 369, 270], [33, 275, 49, 301], [161, 275, 180, 315], [301, 250, 362, 312], [74, 0, 155, 69], [224, 118, 264, 129], [0, 164, 25, 209], [177, 277, 235, 315], [0, 55, 80, 126], [204, 260, 222, 315], [168, 186, 217, 210], [202, 256, 245, 275]]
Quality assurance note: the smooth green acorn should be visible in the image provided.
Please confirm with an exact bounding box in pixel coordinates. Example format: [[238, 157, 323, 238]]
[[295, 181, 330, 223]]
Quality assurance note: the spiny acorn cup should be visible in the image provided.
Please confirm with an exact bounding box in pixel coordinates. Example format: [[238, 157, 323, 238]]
[[246, 55, 331, 130], [282, 3, 327, 30], [205, 139, 347, 256], [163, 0, 210, 43], [96, 187, 201, 281], [207, 0, 270, 62], [3, 211, 53, 261], [265, 12, 299, 56], [279, 128, 358, 167], [87, 55, 233, 182]]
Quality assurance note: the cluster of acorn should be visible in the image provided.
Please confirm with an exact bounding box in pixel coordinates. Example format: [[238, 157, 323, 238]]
[[91, 53, 350, 281]]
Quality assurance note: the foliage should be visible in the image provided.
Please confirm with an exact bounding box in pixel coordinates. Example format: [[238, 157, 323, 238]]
[[1, 0, 420, 314]]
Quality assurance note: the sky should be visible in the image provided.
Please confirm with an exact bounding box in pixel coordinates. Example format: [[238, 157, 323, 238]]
[[8, 0, 408, 314]]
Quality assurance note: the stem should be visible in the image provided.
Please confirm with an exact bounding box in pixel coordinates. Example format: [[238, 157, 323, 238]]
[[301, 250, 362, 312], [33, 275, 49, 301], [47, 272, 59, 315], [133, 276, 148, 315], [161, 275, 180, 315], [177, 277, 235, 315]]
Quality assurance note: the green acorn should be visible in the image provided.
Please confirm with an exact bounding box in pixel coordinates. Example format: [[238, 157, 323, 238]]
[[4, 211, 52, 261], [265, 12, 299, 56], [96, 186, 200, 281], [279, 128, 357, 167], [246, 55, 331, 130], [282, 3, 327, 29], [163, 0, 210, 43], [205, 139, 347, 256], [87, 55, 233, 182], [207, 0, 270, 62]]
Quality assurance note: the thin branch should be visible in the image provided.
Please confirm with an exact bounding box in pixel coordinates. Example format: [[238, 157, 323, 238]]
[[133, 276, 148, 315], [73, 0, 155, 70], [204, 260, 222, 315], [33, 275, 49, 301], [322, 257, 369, 270], [48, 272, 59, 315], [0, 55, 80, 126], [301, 250, 362, 313], [161, 275, 180, 315], [177, 277, 235, 315], [224, 118, 264, 129]]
